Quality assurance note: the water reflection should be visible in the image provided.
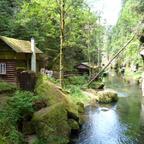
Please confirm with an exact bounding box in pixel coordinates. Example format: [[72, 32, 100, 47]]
[[75, 75, 144, 144], [76, 105, 133, 144]]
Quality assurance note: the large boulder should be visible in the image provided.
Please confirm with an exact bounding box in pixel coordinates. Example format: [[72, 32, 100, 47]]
[[34, 75, 84, 143], [96, 89, 118, 103], [32, 102, 71, 144]]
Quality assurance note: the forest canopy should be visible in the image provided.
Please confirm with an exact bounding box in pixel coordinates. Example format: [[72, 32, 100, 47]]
[[0, 0, 104, 71]]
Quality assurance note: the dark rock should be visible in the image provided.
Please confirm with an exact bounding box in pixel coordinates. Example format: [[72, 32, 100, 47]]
[[67, 111, 79, 121]]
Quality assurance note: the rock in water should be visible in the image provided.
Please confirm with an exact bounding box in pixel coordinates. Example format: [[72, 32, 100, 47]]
[[96, 89, 118, 103], [100, 107, 109, 111]]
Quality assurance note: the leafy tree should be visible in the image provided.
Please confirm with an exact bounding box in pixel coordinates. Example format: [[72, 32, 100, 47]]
[[107, 0, 144, 67]]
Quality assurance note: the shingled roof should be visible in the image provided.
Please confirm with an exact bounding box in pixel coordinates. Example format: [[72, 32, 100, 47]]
[[0, 36, 42, 53]]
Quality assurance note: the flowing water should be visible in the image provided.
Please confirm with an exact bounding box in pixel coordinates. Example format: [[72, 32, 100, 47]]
[[75, 74, 144, 144]]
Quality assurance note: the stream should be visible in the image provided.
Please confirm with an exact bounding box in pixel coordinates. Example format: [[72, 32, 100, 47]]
[[75, 74, 144, 144]]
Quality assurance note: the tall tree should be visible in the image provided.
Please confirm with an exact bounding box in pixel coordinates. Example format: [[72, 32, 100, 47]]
[[59, 0, 65, 87]]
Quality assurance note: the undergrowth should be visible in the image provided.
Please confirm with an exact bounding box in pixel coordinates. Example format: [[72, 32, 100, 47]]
[[0, 91, 40, 144], [63, 76, 89, 103], [0, 81, 16, 92]]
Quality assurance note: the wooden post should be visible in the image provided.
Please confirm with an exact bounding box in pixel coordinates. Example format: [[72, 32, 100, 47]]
[[31, 37, 36, 72]]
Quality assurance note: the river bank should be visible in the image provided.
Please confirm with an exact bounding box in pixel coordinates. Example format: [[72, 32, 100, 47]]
[[124, 69, 143, 85]]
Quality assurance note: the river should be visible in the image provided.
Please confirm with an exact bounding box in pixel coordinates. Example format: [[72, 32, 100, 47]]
[[75, 74, 144, 144]]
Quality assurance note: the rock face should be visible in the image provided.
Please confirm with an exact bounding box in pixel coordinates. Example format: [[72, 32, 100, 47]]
[[96, 89, 118, 103]]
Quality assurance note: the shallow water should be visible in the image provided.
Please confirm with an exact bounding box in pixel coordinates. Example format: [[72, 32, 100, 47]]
[[75, 74, 144, 144]]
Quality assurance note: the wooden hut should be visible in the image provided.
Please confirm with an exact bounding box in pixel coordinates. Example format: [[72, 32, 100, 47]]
[[0, 36, 43, 83], [75, 62, 98, 75]]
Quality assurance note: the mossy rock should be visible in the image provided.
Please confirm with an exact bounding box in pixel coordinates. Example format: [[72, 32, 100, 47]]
[[96, 89, 118, 103], [35, 75, 79, 120], [36, 75, 76, 107], [68, 119, 80, 130], [77, 102, 84, 113], [32, 102, 71, 144]]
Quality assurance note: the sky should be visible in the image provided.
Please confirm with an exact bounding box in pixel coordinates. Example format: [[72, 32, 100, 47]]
[[87, 0, 122, 26]]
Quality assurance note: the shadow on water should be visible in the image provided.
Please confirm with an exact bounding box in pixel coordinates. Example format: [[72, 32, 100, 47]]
[[74, 74, 144, 144]]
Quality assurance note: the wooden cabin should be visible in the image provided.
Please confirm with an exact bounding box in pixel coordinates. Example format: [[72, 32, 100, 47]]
[[75, 62, 98, 75], [0, 36, 43, 83]]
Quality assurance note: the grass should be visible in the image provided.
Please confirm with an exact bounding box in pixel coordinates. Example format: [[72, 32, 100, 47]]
[[64, 85, 90, 104], [63, 76, 90, 104], [0, 81, 16, 93]]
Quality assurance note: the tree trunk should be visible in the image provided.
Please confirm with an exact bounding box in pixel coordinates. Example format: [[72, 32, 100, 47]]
[[60, 0, 65, 87]]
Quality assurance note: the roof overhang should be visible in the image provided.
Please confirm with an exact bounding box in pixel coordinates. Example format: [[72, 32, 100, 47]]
[[0, 36, 43, 54]]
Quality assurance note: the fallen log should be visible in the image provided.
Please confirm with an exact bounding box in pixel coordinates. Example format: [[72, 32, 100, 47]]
[[88, 33, 136, 87]]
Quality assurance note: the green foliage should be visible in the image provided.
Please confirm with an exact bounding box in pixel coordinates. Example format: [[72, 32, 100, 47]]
[[0, 0, 21, 36], [63, 76, 90, 103], [0, 91, 40, 144], [66, 85, 89, 103], [64, 76, 88, 86], [90, 80, 104, 89], [0, 81, 16, 93], [107, 0, 143, 67], [0, 0, 104, 71]]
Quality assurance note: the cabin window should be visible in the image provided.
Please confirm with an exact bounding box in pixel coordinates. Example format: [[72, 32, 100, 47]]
[[0, 63, 6, 75]]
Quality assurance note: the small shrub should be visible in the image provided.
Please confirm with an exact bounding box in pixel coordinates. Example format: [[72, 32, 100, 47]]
[[64, 75, 88, 87], [0, 81, 16, 93]]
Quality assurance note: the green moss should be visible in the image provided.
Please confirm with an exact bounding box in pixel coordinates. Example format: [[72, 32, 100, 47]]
[[36, 75, 68, 105], [97, 90, 118, 103], [77, 102, 84, 113], [68, 119, 79, 130], [36, 75, 79, 116], [33, 102, 71, 144]]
